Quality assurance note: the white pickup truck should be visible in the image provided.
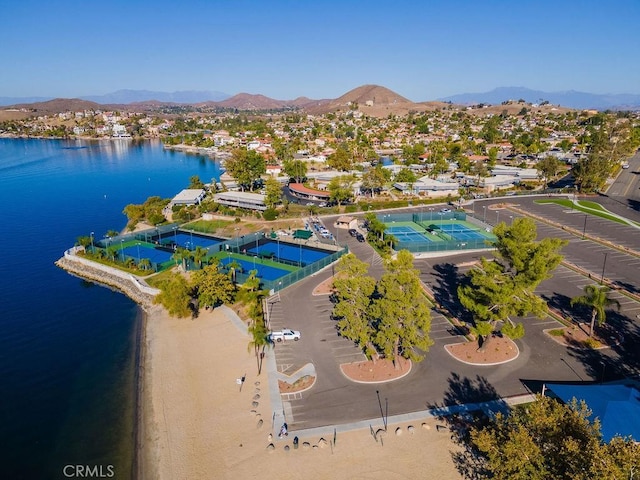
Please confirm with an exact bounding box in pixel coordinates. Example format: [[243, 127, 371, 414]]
[[269, 329, 301, 342]]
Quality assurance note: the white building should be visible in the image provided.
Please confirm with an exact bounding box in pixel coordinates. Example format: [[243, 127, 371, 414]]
[[172, 189, 207, 206]]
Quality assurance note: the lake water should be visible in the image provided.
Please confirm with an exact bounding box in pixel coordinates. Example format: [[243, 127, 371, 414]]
[[0, 138, 222, 479]]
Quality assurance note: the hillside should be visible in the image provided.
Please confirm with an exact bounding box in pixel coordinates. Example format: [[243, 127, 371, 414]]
[[6, 98, 105, 114]]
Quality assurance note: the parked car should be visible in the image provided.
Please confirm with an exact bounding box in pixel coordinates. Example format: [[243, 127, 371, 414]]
[[440, 208, 452, 213], [269, 329, 301, 342], [348, 228, 357, 237], [356, 233, 365, 242], [622, 163, 630, 169]]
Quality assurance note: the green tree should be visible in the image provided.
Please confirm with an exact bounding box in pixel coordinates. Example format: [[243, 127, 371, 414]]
[[225, 149, 266, 191], [76, 235, 92, 249], [172, 247, 190, 271], [364, 212, 387, 242], [369, 251, 433, 368], [469, 395, 640, 480], [138, 258, 151, 271], [243, 270, 261, 292], [361, 165, 390, 197], [191, 264, 235, 309], [327, 174, 356, 206], [394, 168, 418, 184], [263, 177, 282, 209], [282, 159, 307, 183], [247, 318, 271, 375], [192, 246, 208, 269], [480, 116, 501, 143], [333, 254, 378, 360], [327, 143, 353, 171], [570, 285, 620, 337], [188, 175, 204, 189], [153, 273, 193, 318], [458, 218, 566, 347], [536, 156, 563, 188], [227, 259, 242, 283], [402, 143, 425, 164]]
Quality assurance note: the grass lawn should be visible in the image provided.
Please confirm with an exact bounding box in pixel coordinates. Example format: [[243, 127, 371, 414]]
[[535, 199, 640, 227], [185, 219, 233, 234]]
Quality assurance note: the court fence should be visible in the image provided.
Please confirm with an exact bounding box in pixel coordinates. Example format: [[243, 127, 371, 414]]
[[377, 212, 496, 254], [93, 225, 348, 289]]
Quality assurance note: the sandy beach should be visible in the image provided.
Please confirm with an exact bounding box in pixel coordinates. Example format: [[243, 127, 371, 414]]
[[138, 304, 464, 480]]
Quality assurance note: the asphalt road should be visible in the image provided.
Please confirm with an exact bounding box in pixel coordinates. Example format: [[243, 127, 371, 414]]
[[605, 150, 640, 205], [267, 194, 640, 431]]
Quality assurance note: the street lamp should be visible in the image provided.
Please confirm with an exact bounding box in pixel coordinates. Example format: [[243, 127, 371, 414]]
[[582, 214, 587, 240], [173, 226, 177, 245], [299, 243, 302, 267], [234, 227, 240, 253], [601, 252, 608, 284], [253, 255, 257, 271], [120, 239, 124, 261], [429, 208, 434, 221], [483, 206, 487, 223], [90, 232, 94, 253], [136, 242, 141, 264], [496, 210, 500, 225]]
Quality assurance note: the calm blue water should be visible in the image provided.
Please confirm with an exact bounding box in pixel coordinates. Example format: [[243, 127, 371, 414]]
[[0, 138, 222, 479]]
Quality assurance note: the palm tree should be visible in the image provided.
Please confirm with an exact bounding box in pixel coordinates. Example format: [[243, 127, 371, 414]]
[[227, 260, 242, 283], [106, 246, 118, 262], [172, 247, 189, 271], [570, 285, 620, 337], [138, 258, 151, 271], [247, 319, 271, 375], [192, 246, 207, 269]]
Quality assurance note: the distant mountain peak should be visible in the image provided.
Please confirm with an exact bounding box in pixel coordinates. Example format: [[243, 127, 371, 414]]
[[80, 89, 230, 104], [440, 86, 640, 110]]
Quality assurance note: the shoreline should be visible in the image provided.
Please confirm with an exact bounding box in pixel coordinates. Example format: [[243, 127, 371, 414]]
[[55, 254, 155, 479], [57, 255, 464, 479]]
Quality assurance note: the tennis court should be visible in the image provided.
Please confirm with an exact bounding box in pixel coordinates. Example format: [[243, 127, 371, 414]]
[[385, 225, 435, 243], [163, 231, 224, 250], [437, 224, 487, 240], [121, 244, 174, 264], [247, 239, 333, 266], [219, 257, 292, 281]]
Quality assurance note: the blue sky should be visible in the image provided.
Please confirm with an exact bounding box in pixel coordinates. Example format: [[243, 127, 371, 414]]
[[2, 0, 639, 101]]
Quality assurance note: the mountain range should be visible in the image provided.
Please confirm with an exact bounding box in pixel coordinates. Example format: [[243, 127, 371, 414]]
[[2, 85, 639, 113], [439, 87, 640, 110]]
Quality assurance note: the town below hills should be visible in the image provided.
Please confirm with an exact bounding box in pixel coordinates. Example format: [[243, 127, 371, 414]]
[[2, 84, 640, 114]]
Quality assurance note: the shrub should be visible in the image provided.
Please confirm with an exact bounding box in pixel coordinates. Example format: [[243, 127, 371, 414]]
[[263, 208, 278, 221], [548, 328, 565, 337], [344, 204, 358, 213], [582, 338, 601, 349]]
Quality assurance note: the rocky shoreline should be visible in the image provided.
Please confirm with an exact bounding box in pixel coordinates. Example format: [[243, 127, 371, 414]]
[[55, 255, 157, 310]]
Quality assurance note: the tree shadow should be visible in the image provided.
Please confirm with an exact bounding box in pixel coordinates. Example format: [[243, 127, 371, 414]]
[[430, 263, 472, 322], [625, 198, 640, 212], [541, 292, 574, 318], [426, 373, 507, 480], [612, 279, 640, 295], [567, 310, 640, 382]]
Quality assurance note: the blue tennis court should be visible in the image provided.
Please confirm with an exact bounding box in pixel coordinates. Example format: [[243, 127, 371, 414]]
[[121, 244, 173, 264], [165, 232, 224, 250], [219, 257, 291, 281], [438, 224, 486, 240], [247, 240, 332, 266], [385, 226, 434, 243]]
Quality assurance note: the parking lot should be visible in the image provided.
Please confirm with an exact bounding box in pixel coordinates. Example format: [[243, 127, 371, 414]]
[[265, 197, 640, 432]]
